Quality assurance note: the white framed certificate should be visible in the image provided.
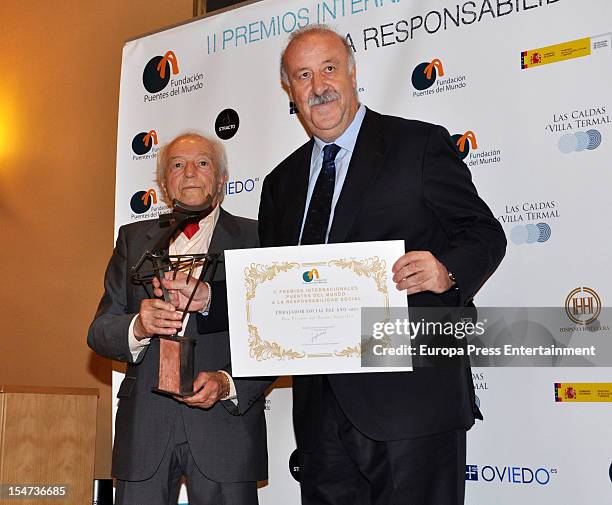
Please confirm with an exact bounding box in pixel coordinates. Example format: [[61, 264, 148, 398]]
[[225, 241, 411, 376]]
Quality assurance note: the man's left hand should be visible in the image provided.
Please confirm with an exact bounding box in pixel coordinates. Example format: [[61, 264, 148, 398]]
[[175, 371, 229, 409], [152, 271, 209, 312], [392, 251, 453, 295]]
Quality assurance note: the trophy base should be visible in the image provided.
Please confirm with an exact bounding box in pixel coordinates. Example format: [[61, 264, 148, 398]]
[[151, 387, 196, 398], [154, 336, 196, 397]]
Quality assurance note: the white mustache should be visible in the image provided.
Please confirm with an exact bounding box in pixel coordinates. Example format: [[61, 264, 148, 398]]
[[308, 90, 340, 107]]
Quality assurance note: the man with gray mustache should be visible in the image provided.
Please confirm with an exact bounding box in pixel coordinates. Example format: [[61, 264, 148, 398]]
[[258, 25, 506, 505]]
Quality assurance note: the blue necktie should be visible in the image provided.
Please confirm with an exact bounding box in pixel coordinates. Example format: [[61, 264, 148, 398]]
[[301, 143, 341, 245]]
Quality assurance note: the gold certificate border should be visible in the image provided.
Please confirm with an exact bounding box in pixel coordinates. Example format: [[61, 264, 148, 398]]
[[244, 257, 390, 361]]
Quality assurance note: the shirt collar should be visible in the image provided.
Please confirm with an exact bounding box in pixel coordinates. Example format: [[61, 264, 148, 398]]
[[312, 103, 366, 160]]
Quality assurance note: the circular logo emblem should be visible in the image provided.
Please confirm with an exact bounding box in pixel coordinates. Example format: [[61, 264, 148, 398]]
[[564, 287, 601, 326], [130, 189, 157, 214], [215, 109, 240, 140], [289, 449, 301, 482], [558, 130, 602, 153], [609, 461, 612, 483], [142, 51, 179, 93], [131, 130, 158, 155], [451, 131, 477, 160], [143, 56, 170, 93], [412, 61, 437, 90], [510, 222, 551, 245]]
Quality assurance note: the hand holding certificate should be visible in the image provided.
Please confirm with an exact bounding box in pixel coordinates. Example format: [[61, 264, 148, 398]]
[[225, 240, 411, 376]]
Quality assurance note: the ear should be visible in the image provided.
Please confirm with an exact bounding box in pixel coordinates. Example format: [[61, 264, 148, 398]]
[[350, 65, 357, 89]]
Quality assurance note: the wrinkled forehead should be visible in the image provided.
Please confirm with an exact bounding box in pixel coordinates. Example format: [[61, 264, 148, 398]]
[[167, 136, 214, 158], [285, 31, 347, 67]]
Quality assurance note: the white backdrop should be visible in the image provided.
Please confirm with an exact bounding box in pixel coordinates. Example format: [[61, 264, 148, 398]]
[[112, 0, 612, 503]]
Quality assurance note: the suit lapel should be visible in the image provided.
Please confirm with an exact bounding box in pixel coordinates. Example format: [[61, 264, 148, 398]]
[[328, 108, 388, 243], [208, 207, 238, 254], [280, 139, 313, 245]]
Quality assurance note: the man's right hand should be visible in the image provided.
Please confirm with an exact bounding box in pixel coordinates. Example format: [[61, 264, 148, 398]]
[[133, 299, 184, 340]]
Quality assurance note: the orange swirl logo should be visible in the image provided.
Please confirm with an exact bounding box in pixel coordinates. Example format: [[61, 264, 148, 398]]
[[130, 188, 157, 214], [302, 269, 319, 282], [143, 51, 179, 93], [451, 131, 478, 160], [132, 130, 158, 155], [412, 59, 445, 90]]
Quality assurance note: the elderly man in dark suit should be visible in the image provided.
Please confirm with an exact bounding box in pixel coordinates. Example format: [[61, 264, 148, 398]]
[[258, 25, 506, 505], [89, 132, 271, 505]]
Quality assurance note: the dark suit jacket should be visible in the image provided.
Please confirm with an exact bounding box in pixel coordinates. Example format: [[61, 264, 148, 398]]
[[88, 208, 272, 482], [258, 108, 506, 449]]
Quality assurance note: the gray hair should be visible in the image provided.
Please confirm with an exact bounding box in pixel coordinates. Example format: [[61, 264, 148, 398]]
[[280, 24, 356, 86], [156, 131, 228, 206]]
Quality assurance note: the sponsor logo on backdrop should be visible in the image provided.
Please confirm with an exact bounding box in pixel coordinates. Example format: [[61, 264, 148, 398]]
[[558, 130, 603, 153], [547, 106, 610, 132], [565, 287, 601, 326], [224, 177, 259, 196], [498, 200, 558, 245], [142, 50, 204, 103], [289, 101, 299, 115], [129, 189, 167, 220], [609, 462, 612, 483], [143, 51, 179, 93], [545, 105, 610, 153], [215, 109, 240, 140], [521, 34, 612, 70], [451, 131, 476, 160], [452, 130, 502, 166], [560, 287, 609, 333], [521, 37, 591, 70], [289, 450, 301, 482], [131, 130, 159, 159], [554, 382, 612, 402], [411, 58, 467, 97], [465, 464, 557, 485], [510, 223, 551, 245]]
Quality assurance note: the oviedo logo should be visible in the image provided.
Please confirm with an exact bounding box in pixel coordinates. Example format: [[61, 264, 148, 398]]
[[130, 189, 157, 214], [215, 109, 240, 141], [131, 130, 158, 155], [565, 287, 601, 326], [465, 464, 556, 485], [225, 177, 259, 196], [451, 131, 477, 160], [412, 59, 444, 90], [302, 269, 319, 283], [558, 129, 602, 153], [510, 223, 551, 245], [142, 51, 179, 93]]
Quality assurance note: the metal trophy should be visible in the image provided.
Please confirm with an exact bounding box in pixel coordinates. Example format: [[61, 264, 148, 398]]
[[130, 199, 221, 397]]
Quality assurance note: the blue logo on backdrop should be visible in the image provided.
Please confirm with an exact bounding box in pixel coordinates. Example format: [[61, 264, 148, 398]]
[[225, 178, 259, 196], [466, 464, 557, 485], [465, 465, 479, 481], [510, 222, 552, 245], [558, 129, 602, 153]]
